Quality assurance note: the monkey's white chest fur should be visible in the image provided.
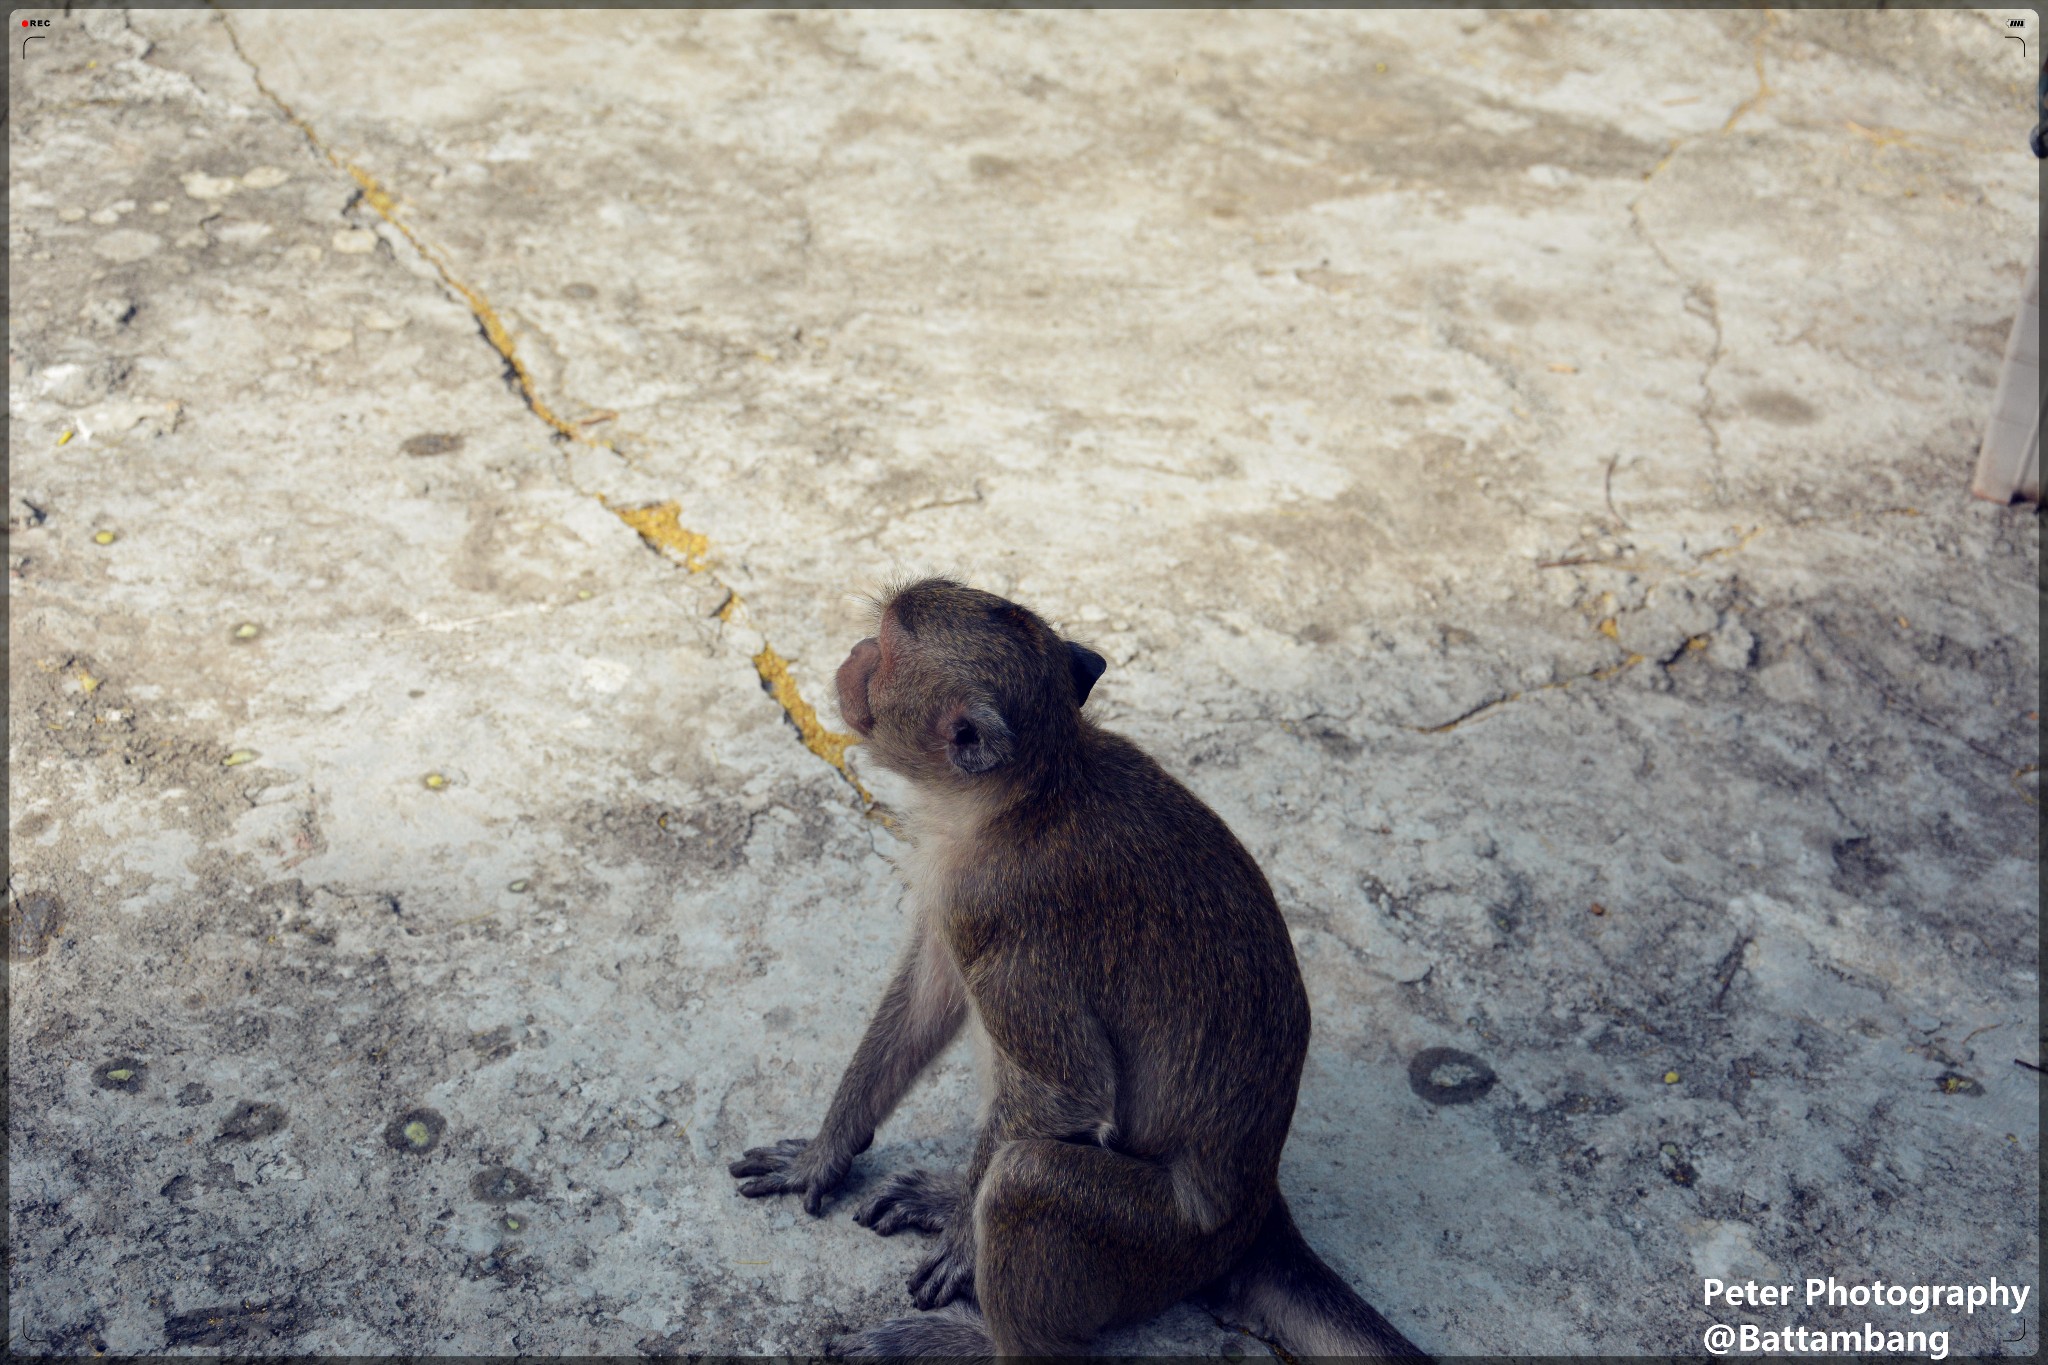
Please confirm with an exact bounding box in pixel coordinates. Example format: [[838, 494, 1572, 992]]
[[892, 794, 985, 926], [892, 795, 995, 1096]]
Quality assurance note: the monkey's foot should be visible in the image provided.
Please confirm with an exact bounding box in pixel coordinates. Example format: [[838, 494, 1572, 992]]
[[906, 1225, 977, 1310], [727, 1135, 852, 1216], [853, 1168, 963, 1237], [828, 1305, 992, 1359]]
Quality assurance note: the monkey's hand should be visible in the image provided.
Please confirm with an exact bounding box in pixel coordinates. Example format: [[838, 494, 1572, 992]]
[[727, 1136, 854, 1216], [905, 1221, 977, 1310], [853, 1168, 963, 1237]]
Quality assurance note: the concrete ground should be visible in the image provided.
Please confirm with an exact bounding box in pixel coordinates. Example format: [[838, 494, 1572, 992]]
[[7, 7, 2040, 1357]]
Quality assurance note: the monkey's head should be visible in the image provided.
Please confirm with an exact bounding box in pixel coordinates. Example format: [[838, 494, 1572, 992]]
[[837, 578, 1107, 788]]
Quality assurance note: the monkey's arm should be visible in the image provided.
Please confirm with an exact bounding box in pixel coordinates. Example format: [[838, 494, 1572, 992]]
[[730, 926, 967, 1214]]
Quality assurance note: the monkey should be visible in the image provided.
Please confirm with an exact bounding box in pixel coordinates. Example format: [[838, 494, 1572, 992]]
[[728, 578, 1427, 1360]]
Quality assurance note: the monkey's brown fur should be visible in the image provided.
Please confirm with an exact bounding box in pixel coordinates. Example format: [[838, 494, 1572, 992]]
[[729, 579, 1426, 1359]]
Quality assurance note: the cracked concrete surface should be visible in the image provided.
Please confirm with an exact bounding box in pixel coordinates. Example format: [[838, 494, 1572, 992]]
[[8, 7, 2040, 1356]]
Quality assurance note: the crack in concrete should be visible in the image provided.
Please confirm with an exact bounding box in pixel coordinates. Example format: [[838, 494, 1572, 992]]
[[1808, 618, 2031, 774], [1541, 505, 1924, 582], [215, 13, 587, 446], [214, 11, 870, 809], [1623, 9, 1779, 507], [1412, 652, 1647, 736], [1719, 9, 1779, 137]]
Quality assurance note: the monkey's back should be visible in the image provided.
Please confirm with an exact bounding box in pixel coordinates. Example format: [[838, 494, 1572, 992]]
[[963, 722, 1313, 1224]]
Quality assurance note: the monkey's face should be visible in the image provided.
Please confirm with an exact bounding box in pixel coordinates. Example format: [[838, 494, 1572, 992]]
[[837, 578, 1106, 786]]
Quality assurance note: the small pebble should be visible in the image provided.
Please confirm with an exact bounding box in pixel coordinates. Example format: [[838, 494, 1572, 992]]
[[88, 207, 121, 226], [307, 328, 353, 354], [180, 171, 239, 201], [332, 228, 378, 255], [241, 165, 290, 189], [92, 230, 163, 263], [57, 207, 86, 223], [93, 530, 117, 545], [222, 750, 258, 767], [148, 201, 171, 214], [423, 773, 448, 790], [232, 622, 262, 641], [1662, 1070, 1681, 1084], [507, 880, 530, 894]]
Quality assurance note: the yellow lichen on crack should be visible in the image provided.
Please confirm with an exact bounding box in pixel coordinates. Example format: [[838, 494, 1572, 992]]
[[216, 10, 868, 809], [1693, 524, 1769, 564], [752, 644, 866, 795], [216, 14, 593, 444], [605, 501, 868, 802], [613, 501, 711, 573]]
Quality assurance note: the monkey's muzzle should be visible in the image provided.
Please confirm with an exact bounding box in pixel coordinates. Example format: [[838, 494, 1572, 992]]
[[837, 636, 879, 735]]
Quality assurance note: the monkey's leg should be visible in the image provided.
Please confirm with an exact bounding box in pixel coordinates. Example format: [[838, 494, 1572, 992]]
[[974, 1139, 1223, 1356], [731, 929, 966, 1214]]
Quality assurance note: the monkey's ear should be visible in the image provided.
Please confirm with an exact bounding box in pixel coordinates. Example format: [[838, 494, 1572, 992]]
[[943, 701, 1014, 775], [1067, 642, 1107, 706]]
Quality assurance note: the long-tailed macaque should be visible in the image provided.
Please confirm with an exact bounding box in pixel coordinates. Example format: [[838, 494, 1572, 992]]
[[729, 579, 1426, 1359]]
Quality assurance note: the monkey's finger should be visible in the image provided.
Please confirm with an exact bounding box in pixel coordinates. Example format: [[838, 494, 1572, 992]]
[[910, 1250, 975, 1310], [906, 1254, 945, 1301], [860, 1202, 906, 1235], [738, 1175, 792, 1197], [801, 1184, 831, 1217], [728, 1156, 783, 1177]]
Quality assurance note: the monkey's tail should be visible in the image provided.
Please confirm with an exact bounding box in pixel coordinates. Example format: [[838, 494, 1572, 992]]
[[1210, 1196, 1430, 1360]]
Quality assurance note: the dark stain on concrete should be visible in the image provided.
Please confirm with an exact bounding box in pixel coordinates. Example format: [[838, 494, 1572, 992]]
[[401, 431, 465, 457], [215, 1100, 287, 1142], [10, 892, 62, 960], [162, 1297, 301, 1348], [1744, 388, 1818, 425], [471, 1165, 538, 1203]]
